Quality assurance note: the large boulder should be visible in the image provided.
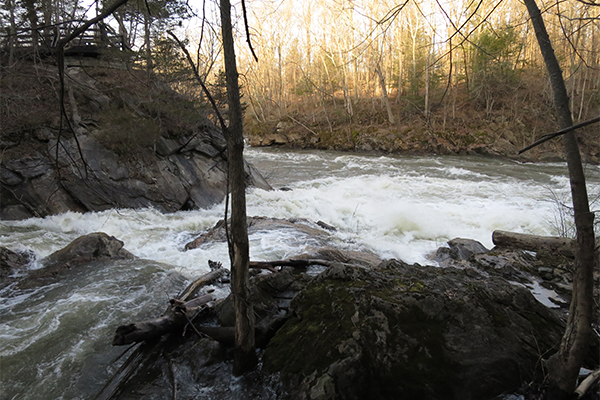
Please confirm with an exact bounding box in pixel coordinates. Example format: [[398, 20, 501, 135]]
[[41, 232, 135, 270], [262, 260, 565, 400]]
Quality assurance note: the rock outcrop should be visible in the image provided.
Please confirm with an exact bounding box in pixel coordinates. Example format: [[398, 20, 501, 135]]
[[1, 64, 271, 220], [106, 236, 573, 400], [8, 224, 590, 400]]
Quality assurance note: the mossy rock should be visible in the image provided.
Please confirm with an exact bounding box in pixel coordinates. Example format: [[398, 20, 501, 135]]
[[263, 260, 564, 400]]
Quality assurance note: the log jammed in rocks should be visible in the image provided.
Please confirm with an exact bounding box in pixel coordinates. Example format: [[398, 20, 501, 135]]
[[492, 230, 578, 257], [112, 294, 214, 346], [492, 230, 600, 259], [111, 258, 328, 346]]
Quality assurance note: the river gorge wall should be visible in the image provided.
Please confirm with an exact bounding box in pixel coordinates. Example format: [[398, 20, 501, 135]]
[[0, 63, 271, 220]]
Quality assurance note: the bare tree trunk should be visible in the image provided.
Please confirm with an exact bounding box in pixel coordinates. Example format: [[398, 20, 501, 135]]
[[143, 12, 152, 75], [6, 0, 17, 66], [23, 0, 39, 53], [219, 0, 257, 376], [523, 0, 596, 398], [424, 36, 431, 121], [376, 63, 395, 124]]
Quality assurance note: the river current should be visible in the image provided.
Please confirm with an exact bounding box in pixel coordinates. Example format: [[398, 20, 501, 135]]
[[1, 148, 598, 399]]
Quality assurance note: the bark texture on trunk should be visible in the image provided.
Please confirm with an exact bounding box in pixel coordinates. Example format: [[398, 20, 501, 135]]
[[220, 0, 257, 376], [523, 0, 596, 398]]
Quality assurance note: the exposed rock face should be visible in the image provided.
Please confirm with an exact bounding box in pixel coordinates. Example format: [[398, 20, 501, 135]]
[[1, 66, 271, 220], [263, 260, 565, 400], [32, 229, 582, 400], [433, 237, 489, 266], [1, 131, 270, 220]]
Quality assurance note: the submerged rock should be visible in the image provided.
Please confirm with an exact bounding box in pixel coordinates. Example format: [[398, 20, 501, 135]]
[[17, 232, 136, 286], [0, 247, 32, 278], [41, 232, 135, 269], [185, 216, 336, 250]]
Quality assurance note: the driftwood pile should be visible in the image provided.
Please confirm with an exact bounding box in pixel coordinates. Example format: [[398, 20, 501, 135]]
[[94, 257, 331, 400]]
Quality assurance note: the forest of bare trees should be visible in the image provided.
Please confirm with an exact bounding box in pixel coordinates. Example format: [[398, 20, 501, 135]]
[[234, 0, 599, 128], [2, 0, 598, 132]]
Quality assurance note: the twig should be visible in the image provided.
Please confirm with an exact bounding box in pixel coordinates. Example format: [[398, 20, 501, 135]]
[[288, 115, 318, 136], [240, 0, 258, 62], [575, 368, 600, 398]]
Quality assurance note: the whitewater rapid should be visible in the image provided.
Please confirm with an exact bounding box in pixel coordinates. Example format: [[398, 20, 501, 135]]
[[1, 148, 598, 399], [2, 148, 595, 272]]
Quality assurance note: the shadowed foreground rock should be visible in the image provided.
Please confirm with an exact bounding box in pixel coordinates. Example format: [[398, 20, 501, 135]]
[[263, 260, 565, 400]]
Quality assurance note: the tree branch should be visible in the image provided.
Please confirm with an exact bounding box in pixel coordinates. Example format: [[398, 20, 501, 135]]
[[166, 30, 227, 131], [518, 116, 600, 154], [241, 0, 258, 62]]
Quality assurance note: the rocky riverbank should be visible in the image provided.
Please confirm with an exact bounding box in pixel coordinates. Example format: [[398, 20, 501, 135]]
[[245, 116, 599, 164], [2, 217, 598, 399]]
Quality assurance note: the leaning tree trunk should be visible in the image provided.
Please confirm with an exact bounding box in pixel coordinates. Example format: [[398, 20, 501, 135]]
[[523, 0, 596, 398], [219, 0, 257, 376]]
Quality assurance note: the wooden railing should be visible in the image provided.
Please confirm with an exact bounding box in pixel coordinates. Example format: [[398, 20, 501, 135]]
[[2, 25, 126, 56]]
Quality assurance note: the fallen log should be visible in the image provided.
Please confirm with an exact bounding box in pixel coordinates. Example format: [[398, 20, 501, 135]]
[[249, 258, 334, 270], [97, 265, 225, 399], [492, 230, 577, 258], [112, 294, 213, 346], [177, 263, 226, 300]]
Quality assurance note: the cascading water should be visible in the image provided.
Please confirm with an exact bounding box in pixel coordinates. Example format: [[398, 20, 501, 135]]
[[1, 148, 598, 399]]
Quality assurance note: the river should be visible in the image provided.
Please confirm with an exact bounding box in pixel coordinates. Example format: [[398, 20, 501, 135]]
[[1, 148, 598, 399]]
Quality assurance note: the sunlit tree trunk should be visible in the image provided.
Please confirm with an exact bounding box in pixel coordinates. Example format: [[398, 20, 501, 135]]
[[523, 1, 596, 399], [424, 32, 433, 121], [6, 0, 17, 65], [219, 0, 257, 376], [376, 63, 395, 123]]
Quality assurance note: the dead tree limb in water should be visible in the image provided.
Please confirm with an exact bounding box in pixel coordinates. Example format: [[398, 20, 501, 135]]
[[177, 266, 226, 301], [112, 294, 213, 346], [95, 265, 224, 400]]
